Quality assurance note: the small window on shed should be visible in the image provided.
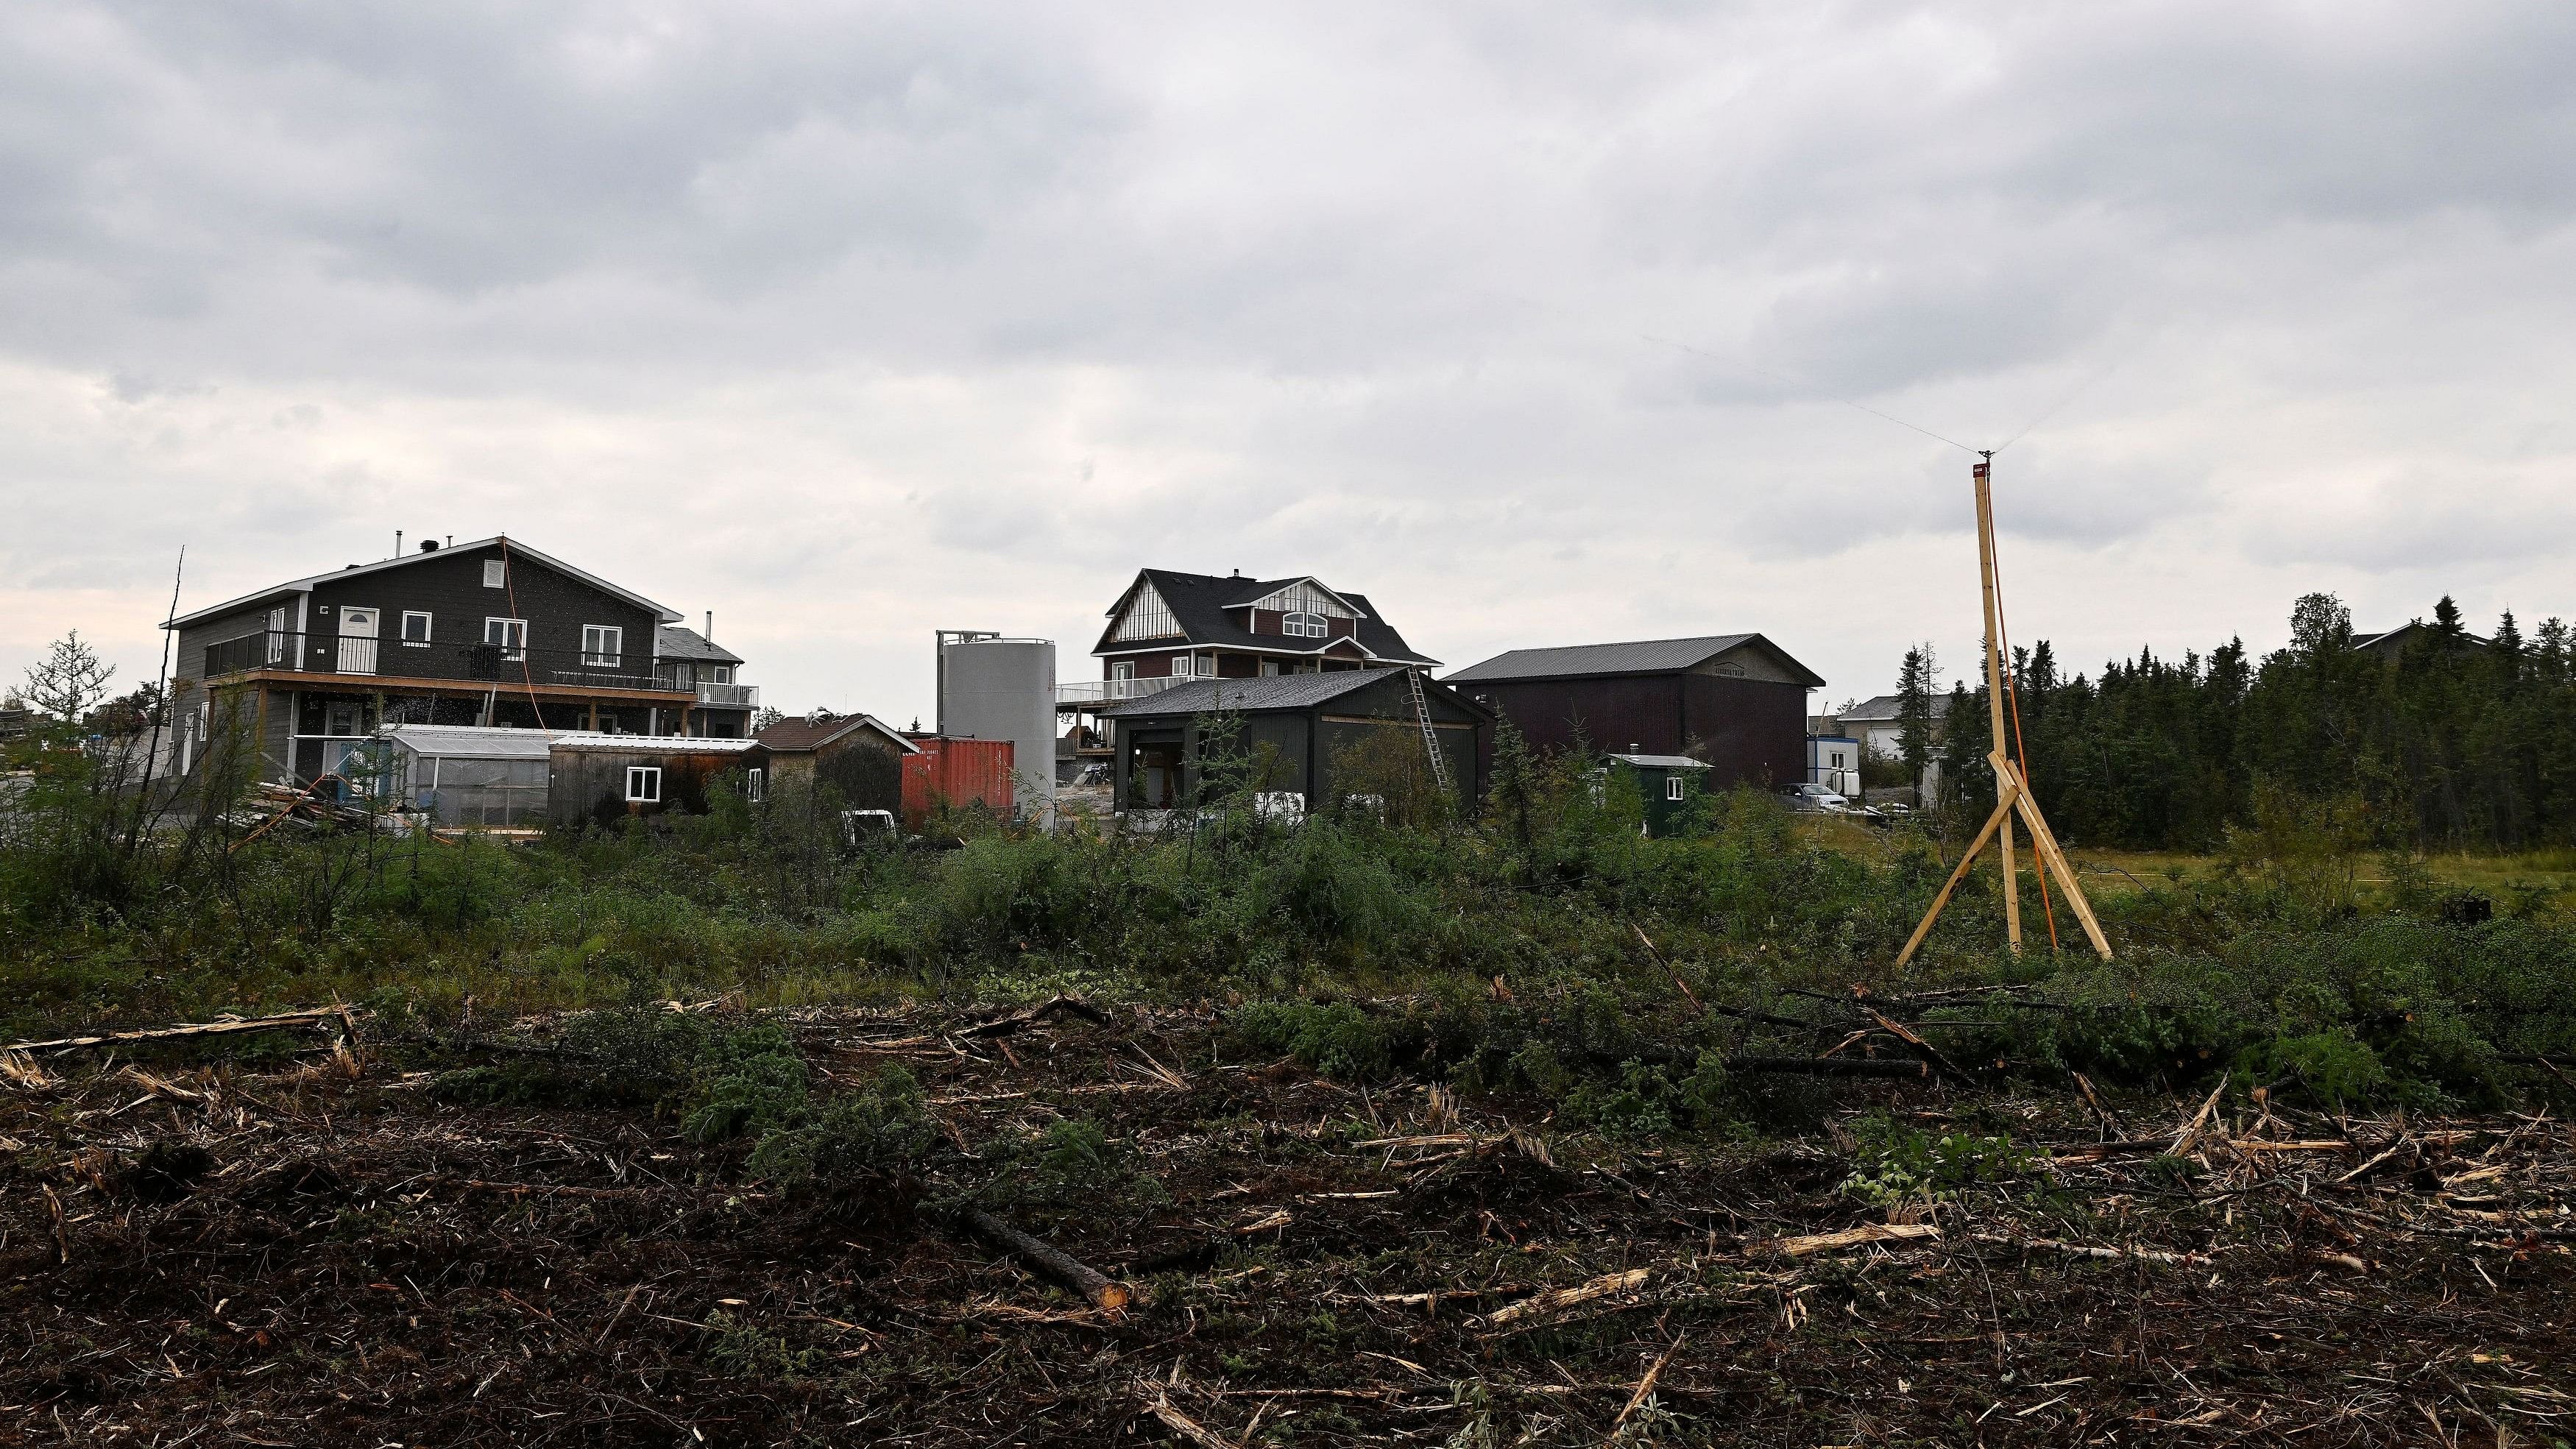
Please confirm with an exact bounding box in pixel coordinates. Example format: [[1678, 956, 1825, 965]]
[[746, 767, 765, 804], [626, 765, 661, 803], [484, 559, 506, 588], [1666, 777, 1686, 802]]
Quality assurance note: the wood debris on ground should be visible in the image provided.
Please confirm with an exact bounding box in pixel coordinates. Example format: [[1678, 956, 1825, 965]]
[[2, 1000, 2571, 1445]]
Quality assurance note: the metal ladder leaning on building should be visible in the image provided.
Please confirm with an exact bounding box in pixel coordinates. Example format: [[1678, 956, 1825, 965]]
[[1404, 667, 1451, 793]]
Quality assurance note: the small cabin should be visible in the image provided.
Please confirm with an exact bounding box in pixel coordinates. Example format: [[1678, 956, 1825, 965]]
[[754, 711, 913, 815], [1605, 752, 1711, 838], [548, 734, 768, 826]]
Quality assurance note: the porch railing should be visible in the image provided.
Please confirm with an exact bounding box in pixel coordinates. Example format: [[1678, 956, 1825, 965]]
[[203, 629, 694, 695], [1055, 676, 1187, 706]]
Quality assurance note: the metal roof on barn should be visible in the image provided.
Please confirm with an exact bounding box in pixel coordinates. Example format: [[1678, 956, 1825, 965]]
[[1607, 753, 1709, 770], [1446, 634, 1823, 687]]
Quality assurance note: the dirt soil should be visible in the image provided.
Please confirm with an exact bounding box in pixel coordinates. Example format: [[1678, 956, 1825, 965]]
[[4, 1005, 2571, 1447]]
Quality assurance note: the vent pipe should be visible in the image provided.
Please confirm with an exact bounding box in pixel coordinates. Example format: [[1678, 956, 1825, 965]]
[[704, 610, 712, 641]]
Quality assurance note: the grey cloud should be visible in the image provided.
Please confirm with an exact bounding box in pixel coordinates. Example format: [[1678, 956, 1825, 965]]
[[4, 2, 2576, 720]]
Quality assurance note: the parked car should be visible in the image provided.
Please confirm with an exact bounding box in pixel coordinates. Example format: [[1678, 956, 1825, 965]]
[[1778, 782, 1850, 814]]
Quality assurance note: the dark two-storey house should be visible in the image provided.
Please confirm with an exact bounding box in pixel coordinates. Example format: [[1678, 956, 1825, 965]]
[[165, 536, 757, 787]]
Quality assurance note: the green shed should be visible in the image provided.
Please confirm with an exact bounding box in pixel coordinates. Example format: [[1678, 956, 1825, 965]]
[[1607, 752, 1711, 837]]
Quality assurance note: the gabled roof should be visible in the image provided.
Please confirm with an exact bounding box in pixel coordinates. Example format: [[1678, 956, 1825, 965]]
[[756, 712, 918, 755], [2353, 621, 2491, 656], [1838, 693, 1953, 723], [654, 625, 741, 665], [168, 536, 682, 630], [1091, 570, 1436, 665], [1445, 634, 1824, 687], [1220, 575, 1369, 617]]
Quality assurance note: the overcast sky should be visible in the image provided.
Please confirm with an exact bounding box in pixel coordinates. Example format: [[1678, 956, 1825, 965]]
[[4, 2, 2572, 720]]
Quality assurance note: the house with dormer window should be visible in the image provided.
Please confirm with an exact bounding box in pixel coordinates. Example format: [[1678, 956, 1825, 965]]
[[1058, 569, 1437, 708]]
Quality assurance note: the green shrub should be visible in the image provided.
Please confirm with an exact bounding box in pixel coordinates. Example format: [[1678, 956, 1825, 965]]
[[1841, 1113, 2039, 1206], [1231, 1001, 1393, 1081], [1562, 1053, 1730, 1140], [743, 1064, 933, 1187], [681, 1021, 810, 1144]]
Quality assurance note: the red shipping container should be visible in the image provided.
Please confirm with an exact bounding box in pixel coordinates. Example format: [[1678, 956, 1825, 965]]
[[900, 737, 1015, 827]]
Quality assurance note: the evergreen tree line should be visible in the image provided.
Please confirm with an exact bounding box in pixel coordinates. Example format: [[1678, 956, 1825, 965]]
[[1928, 592, 2576, 852]]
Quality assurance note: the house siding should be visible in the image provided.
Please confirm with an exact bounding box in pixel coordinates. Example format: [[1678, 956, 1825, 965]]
[[1461, 673, 1805, 792]]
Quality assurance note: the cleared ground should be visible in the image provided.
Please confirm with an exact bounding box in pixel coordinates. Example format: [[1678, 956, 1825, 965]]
[[5, 1004, 2570, 1447]]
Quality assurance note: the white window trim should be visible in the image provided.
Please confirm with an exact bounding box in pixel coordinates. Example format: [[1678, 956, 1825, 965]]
[[710, 665, 731, 684], [626, 765, 662, 803], [746, 767, 765, 804], [483, 559, 506, 588], [582, 624, 623, 667], [484, 617, 528, 662], [1283, 611, 1329, 639], [1666, 778, 1686, 802], [400, 610, 434, 647]]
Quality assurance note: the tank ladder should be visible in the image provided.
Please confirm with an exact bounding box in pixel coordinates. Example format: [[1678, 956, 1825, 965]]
[[1405, 667, 1451, 794]]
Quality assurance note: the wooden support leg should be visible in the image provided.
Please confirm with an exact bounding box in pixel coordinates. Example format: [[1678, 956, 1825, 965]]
[[1994, 759, 2114, 959], [1893, 780, 2022, 968], [1998, 811, 2022, 954]]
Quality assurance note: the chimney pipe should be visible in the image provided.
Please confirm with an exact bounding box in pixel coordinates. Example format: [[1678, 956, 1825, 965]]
[[395, 529, 403, 558], [704, 610, 712, 641]]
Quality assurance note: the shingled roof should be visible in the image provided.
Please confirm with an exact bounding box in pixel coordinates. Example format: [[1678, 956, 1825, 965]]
[[1097, 672, 1393, 717], [1093, 570, 1437, 666], [754, 712, 916, 754], [1446, 634, 1823, 687]]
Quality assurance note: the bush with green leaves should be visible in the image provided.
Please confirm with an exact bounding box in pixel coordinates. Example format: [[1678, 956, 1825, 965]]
[[1229, 1000, 1395, 1080], [975, 1116, 1165, 1211], [1840, 1113, 2040, 1206], [1561, 1052, 1732, 1140], [743, 1063, 933, 1188]]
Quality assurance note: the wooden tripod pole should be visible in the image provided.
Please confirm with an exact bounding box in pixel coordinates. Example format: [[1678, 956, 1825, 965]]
[[1972, 457, 2021, 952], [1889, 456, 2115, 967]]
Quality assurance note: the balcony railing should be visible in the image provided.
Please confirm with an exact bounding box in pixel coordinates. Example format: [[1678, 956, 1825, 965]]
[[203, 629, 694, 695], [695, 681, 758, 708], [1055, 676, 1187, 706]]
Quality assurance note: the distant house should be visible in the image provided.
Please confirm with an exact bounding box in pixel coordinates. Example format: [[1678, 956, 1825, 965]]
[[1445, 634, 1822, 790], [755, 712, 913, 815], [1605, 753, 1711, 839], [1100, 672, 1489, 814], [1061, 569, 1437, 708], [1834, 692, 1951, 763], [2353, 622, 2491, 662], [548, 734, 767, 827], [165, 536, 757, 789]]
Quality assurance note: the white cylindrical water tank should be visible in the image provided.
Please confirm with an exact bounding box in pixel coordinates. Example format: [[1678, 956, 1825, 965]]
[[937, 635, 1057, 826]]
